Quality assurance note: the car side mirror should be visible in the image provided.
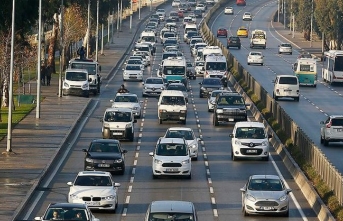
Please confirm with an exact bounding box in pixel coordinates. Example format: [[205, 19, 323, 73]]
[[272, 80, 275, 83], [142, 82, 145, 85], [110, 99, 114, 103], [202, 67, 205, 71], [286, 189, 292, 194], [122, 68, 125, 71], [67, 181, 73, 186], [199, 82, 202, 85], [240, 187, 246, 192], [229, 134, 234, 138], [99, 66, 102, 72], [245, 103, 251, 107], [88, 78, 92, 82], [149, 152, 154, 156], [122, 150, 128, 154], [82, 149, 87, 152], [197, 137, 202, 141], [100, 118, 103, 122]]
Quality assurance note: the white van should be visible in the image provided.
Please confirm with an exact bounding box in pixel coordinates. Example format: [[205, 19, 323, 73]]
[[184, 24, 198, 39], [272, 75, 300, 101], [158, 90, 187, 124]]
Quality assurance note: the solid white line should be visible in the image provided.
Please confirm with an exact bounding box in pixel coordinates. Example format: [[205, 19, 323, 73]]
[[270, 155, 308, 221]]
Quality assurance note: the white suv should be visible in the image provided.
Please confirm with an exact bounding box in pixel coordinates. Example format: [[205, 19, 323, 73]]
[[101, 107, 136, 141], [229, 121, 272, 161], [320, 115, 343, 146], [149, 137, 191, 179], [272, 75, 300, 101], [110, 93, 143, 118], [158, 90, 187, 124]]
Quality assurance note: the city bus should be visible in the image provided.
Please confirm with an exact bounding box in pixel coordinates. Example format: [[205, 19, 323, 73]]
[[292, 58, 317, 87], [322, 50, 343, 84], [236, 0, 246, 6]]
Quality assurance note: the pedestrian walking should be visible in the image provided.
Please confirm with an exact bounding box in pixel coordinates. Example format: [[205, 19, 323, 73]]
[[46, 66, 52, 86], [40, 65, 46, 85]]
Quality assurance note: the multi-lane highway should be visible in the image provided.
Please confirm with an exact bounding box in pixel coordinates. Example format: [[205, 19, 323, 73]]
[[209, 0, 343, 175], [18, 1, 322, 221]]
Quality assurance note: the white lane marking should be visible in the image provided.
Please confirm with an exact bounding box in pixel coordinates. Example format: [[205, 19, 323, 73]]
[[128, 185, 133, 193], [23, 100, 99, 220], [125, 196, 130, 204], [122, 208, 127, 216], [270, 155, 308, 221]]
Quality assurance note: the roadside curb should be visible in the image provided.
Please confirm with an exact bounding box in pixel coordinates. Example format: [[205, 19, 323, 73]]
[[11, 99, 93, 221]]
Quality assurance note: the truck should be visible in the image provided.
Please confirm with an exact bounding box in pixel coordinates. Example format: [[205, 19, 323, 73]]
[[62, 69, 90, 97], [68, 58, 101, 95], [250, 30, 266, 49]]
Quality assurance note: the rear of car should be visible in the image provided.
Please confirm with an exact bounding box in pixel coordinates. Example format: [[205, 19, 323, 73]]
[[320, 115, 343, 146], [273, 75, 300, 101], [247, 51, 264, 66], [227, 36, 241, 49], [217, 28, 227, 37], [242, 12, 252, 21], [145, 201, 197, 221], [224, 6, 234, 14], [237, 27, 248, 38], [278, 43, 292, 54]]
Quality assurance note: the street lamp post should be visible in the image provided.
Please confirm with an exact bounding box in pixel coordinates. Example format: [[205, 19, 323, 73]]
[[130, 0, 133, 33], [139, 0, 141, 20], [36, 0, 42, 119], [86, 0, 91, 58], [283, 0, 286, 29], [120, 0, 123, 32], [310, 0, 313, 47], [108, 11, 110, 43], [277, 0, 280, 23], [6, 0, 16, 153], [58, 0, 64, 98], [96, 0, 99, 61]]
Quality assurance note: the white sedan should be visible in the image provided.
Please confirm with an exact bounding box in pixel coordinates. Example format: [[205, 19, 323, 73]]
[[122, 64, 144, 81], [247, 51, 264, 66], [68, 171, 120, 212], [242, 12, 252, 21], [224, 6, 234, 14], [110, 93, 143, 118], [195, 4, 206, 11]]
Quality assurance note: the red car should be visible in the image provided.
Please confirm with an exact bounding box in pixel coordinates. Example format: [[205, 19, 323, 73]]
[[217, 28, 228, 38], [178, 11, 184, 18]]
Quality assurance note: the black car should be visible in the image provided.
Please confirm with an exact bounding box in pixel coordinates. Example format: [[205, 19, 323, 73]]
[[213, 92, 249, 126], [199, 78, 223, 98], [194, 9, 203, 18], [227, 36, 241, 49], [83, 139, 127, 175]]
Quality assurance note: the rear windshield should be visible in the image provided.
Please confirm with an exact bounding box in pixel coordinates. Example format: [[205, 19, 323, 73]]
[[278, 77, 298, 85], [332, 118, 343, 126]]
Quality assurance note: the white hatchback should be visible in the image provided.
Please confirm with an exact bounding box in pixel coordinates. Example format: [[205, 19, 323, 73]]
[[242, 12, 252, 21], [320, 115, 343, 146], [247, 51, 264, 66], [224, 6, 234, 14]]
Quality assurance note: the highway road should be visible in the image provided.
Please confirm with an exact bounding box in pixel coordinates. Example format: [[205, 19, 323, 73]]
[[18, 1, 320, 221], [209, 0, 343, 175]]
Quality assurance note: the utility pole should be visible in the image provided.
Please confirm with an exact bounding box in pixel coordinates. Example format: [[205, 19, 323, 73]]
[[139, 0, 141, 20], [120, 0, 123, 32], [277, 0, 280, 23], [96, 0, 99, 61], [130, 0, 133, 33], [86, 0, 91, 58], [6, 0, 16, 153], [283, 0, 286, 29], [108, 11, 110, 43], [36, 0, 42, 118], [58, 0, 64, 98], [310, 0, 313, 47]]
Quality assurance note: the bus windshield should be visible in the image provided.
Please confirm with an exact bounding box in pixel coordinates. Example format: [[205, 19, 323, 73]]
[[163, 66, 186, 75]]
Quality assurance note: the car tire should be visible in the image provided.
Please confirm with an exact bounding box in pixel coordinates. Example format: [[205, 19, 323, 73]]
[[323, 139, 329, 146], [294, 97, 299, 102], [181, 119, 186, 125], [290, 52, 293, 55], [238, 46, 241, 49], [243, 206, 249, 216], [128, 131, 134, 142], [262, 156, 269, 161], [199, 93, 203, 98], [119, 166, 125, 175], [153, 174, 158, 179], [261, 63, 263, 66], [159, 119, 163, 124], [213, 114, 219, 126], [247, 63, 250, 65], [320, 135, 324, 144], [186, 173, 192, 179], [282, 209, 289, 217], [193, 156, 198, 161]]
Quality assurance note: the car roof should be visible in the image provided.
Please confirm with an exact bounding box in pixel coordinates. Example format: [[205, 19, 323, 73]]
[[329, 115, 343, 118], [160, 90, 185, 96], [167, 127, 193, 132], [250, 175, 280, 180], [277, 74, 297, 78], [105, 107, 132, 112], [48, 203, 88, 209], [158, 137, 186, 144], [146, 77, 163, 80], [234, 121, 265, 128], [115, 93, 138, 97], [92, 139, 120, 144], [168, 83, 185, 86], [149, 201, 194, 213], [77, 171, 112, 177]]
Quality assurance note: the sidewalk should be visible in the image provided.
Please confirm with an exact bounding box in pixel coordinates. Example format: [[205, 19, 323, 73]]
[[0, 2, 164, 221], [271, 17, 323, 60]]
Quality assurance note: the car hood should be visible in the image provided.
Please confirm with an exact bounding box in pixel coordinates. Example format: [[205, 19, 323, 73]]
[[124, 70, 142, 74], [166, 75, 183, 81], [249, 190, 286, 200], [185, 139, 197, 147], [70, 186, 115, 196], [145, 83, 164, 89], [202, 84, 222, 89], [218, 104, 246, 110], [155, 155, 189, 162], [111, 102, 139, 109], [87, 152, 122, 159]]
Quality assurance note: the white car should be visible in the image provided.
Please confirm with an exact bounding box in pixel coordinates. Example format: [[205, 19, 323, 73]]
[[163, 127, 201, 160], [133, 51, 151, 65], [142, 77, 166, 97], [224, 6, 234, 14], [156, 9, 166, 18], [110, 93, 143, 118], [278, 42, 293, 54], [247, 51, 264, 66], [67, 171, 121, 212], [207, 89, 228, 112], [320, 115, 343, 146], [149, 137, 192, 179], [240, 175, 292, 217], [191, 42, 207, 56], [125, 59, 145, 70], [195, 4, 206, 11], [272, 75, 300, 101], [229, 121, 272, 161], [166, 83, 189, 102], [188, 13, 197, 22], [128, 55, 147, 66], [122, 64, 143, 81], [205, 0, 215, 5], [194, 60, 205, 76], [172, 0, 181, 7], [242, 12, 252, 21]]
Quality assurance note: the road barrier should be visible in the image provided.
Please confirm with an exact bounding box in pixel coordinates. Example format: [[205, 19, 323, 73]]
[[199, 0, 340, 220]]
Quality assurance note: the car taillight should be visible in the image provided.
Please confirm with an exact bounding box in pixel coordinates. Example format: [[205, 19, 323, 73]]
[[326, 121, 332, 128]]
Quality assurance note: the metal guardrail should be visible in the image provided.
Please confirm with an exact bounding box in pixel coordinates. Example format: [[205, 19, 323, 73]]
[[199, 0, 343, 212]]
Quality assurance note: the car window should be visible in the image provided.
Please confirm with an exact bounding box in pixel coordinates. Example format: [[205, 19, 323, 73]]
[[278, 77, 298, 85], [156, 144, 187, 156], [165, 130, 194, 140], [146, 78, 163, 84], [114, 95, 138, 103], [161, 96, 185, 105], [126, 65, 141, 70], [203, 78, 221, 85], [74, 175, 112, 186], [89, 142, 120, 153], [217, 96, 244, 105], [167, 85, 186, 91], [248, 179, 283, 191], [105, 111, 131, 122], [235, 127, 265, 139], [331, 118, 343, 126]]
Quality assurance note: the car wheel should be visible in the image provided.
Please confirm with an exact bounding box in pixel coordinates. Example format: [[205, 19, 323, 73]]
[[294, 97, 299, 102], [186, 173, 192, 179], [243, 206, 249, 216], [193, 156, 198, 161], [181, 119, 186, 125], [152, 174, 158, 179], [232, 153, 238, 161], [238, 46, 241, 49], [323, 139, 329, 146], [290, 52, 293, 55], [262, 156, 269, 161], [261, 63, 263, 66], [128, 131, 134, 142], [119, 166, 125, 175], [247, 63, 250, 65], [282, 209, 289, 217], [199, 93, 203, 98], [320, 135, 324, 144], [159, 119, 163, 124], [213, 114, 219, 126]]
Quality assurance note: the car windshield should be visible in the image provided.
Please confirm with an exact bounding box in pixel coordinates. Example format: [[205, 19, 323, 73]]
[[44, 208, 88, 220], [165, 130, 194, 140], [149, 212, 195, 221], [187, 32, 198, 38], [89, 142, 120, 153], [196, 62, 204, 66], [104, 111, 131, 122], [161, 96, 185, 105], [235, 127, 265, 139], [141, 36, 155, 42], [157, 9, 165, 12], [187, 63, 193, 67], [250, 52, 262, 56], [205, 62, 226, 71], [248, 178, 283, 191], [167, 84, 187, 91], [331, 118, 343, 126], [125, 65, 141, 70], [65, 72, 87, 81], [191, 39, 203, 44], [164, 33, 176, 38], [146, 78, 163, 84], [202, 78, 221, 85], [74, 175, 112, 186], [211, 91, 222, 97], [217, 96, 244, 106], [162, 53, 178, 60], [114, 95, 138, 103], [165, 39, 178, 45], [156, 143, 187, 156], [281, 43, 291, 47], [163, 66, 185, 75], [278, 77, 298, 85]]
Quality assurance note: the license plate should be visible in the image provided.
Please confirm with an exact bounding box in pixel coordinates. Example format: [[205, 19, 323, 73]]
[[284, 89, 291, 92], [166, 168, 178, 172], [261, 207, 273, 210], [98, 164, 110, 167], [86, 201, 100, 206], [229, 118, 234, 121], [337, 128, 343, 132], [113, 132, 122, 135], [129, 76, 137, 78], [247, 149, 257, 153]]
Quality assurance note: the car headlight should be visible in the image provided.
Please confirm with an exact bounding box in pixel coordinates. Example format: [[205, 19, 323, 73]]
[[154, 159, 162, 164], [63, 82, 69, 87], [246, 194, 256, 202], [82, 83, 88, 89], [144, 86, 148, 89], [125, 123, 132, 128], [262, 141, 268, 146], [279, 194, 288, 202], [114, 158, 123, 163], [103, 123, 110, 128], [210, 100, 216, 104], [180, 110, 186, 113], [104, 195, 116, 200], [133, 106, 139, 110], [181, 159, 190, 164], [69, 194, 80, 200], [220, 87, 224, 90], [124, 72, 128, 75], [159, 109, 167, 113], [189, 144, 197, 149], [216, 109, 223, 114], [160, 87, 164, 90], [85, 158, 93, 163], [200, 87, 205, 90], [234, 140, 241, 145]]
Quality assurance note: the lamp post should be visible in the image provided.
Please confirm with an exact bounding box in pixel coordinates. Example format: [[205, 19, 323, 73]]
[[6, 0, 16, 153], [36, 0, 42, 118], [277, 0, 280, 23], [130, 0, 133, 33], [310, 0, 313, 47], [96, 0, 99, 61], [139, 0, 141, 20], [283, 0, 286, 29], [86, 0, 91, 58], [58, 0, 64, 98], [120, 0, 123, 32]]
